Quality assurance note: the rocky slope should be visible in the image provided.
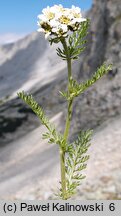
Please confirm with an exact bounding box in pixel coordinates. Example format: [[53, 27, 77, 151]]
[[0, 114, 121, 200], [70, 0, 121, 138], [1, 0, 121, 145], [0, 0, 121, 199], [0, 32, 67, 144]]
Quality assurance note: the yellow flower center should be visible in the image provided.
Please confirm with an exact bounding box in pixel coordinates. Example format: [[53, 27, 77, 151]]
[[74, 13, 81, 18], [46, 12, 55, 20], [59, 15, 70, 25], [73, 13, 81, 18]]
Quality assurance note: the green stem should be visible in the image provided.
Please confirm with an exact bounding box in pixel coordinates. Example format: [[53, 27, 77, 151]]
[[64, 99, 73, 140], [59, 38, 74, 199], [60, 147, 67, 199]]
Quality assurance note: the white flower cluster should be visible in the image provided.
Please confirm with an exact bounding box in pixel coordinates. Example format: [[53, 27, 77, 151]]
[[37, 5, 86, 39]]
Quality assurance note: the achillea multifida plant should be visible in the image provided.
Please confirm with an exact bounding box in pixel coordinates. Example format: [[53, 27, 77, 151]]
[[18, 5, 112, 200]]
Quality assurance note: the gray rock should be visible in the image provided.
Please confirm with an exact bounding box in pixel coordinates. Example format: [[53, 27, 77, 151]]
[[0, 0, 121, 200]]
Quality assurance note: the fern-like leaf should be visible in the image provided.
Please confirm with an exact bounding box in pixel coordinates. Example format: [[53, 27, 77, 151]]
[[65, 129, 93, 199], [17, 91, 66, 147], [68, 20, 89, 60], [61, 63, 112, 101]]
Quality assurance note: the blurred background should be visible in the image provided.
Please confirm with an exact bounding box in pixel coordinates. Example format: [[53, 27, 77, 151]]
[[0, 0, 121, 200]]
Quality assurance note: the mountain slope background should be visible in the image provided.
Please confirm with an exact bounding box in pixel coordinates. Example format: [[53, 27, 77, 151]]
[[0, 0, 121, 199]]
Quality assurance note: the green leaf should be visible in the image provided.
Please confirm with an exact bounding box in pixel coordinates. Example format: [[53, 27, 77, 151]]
[[18, 91, 66, 147], [68, 20, 89, 60], [62, 63, 112, 100], [65, 129, 93, 199]]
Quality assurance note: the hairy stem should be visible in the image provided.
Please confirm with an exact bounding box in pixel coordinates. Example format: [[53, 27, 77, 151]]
[[64, 99, 73, 140], [60, 147, 67, 199], [59, 38, 74, 199]]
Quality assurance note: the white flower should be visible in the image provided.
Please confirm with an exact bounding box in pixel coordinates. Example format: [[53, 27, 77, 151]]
[[70, 17, 87, 25], [49, 19, 59, 27], [71, 5, 81, 14], [50, 4, 64, 13], [60, 24, 68, 33], [37, 4, 87, 39], [38, 14, 48, 22], [37, 27, 45, 33], [42, 6, 55, 20], [45, 32, 51, 39]]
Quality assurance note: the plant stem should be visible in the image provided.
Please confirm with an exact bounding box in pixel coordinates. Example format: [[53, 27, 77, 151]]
[[64, 99, 73, 140], [59, 38, 73, 199], [60, 98, 73, 200], [60, 147, 67, 199]]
